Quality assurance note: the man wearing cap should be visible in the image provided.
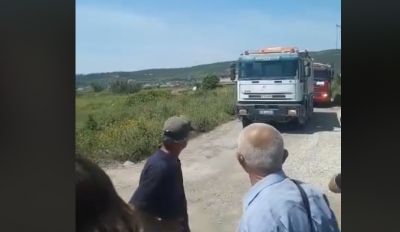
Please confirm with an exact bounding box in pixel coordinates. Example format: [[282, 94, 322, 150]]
[[129, 116, 193, 232]]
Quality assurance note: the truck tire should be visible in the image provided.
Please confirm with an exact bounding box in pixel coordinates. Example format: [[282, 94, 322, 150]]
[[307, 100, 313, 120], [291, 117, 306, 129], [242, 117, 252, 128]]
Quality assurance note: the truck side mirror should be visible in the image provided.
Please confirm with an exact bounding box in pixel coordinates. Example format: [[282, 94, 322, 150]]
[[230, 64, 236, 81]]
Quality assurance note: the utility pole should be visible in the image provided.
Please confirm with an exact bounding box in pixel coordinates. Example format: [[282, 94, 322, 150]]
[[336, 24, 341, 50]]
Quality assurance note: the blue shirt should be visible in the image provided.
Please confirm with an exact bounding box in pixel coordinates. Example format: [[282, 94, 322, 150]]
[[238, 171, 340, 232], [129, 149, 187, 221]]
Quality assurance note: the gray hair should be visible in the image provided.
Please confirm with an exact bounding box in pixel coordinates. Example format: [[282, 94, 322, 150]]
[[238, 123, 284, 172]]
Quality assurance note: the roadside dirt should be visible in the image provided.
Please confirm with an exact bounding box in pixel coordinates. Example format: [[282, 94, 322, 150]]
[[105, 107, 341, 231]]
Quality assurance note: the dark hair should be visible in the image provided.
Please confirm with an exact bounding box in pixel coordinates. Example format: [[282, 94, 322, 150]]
[[76, 155, 138, 232]]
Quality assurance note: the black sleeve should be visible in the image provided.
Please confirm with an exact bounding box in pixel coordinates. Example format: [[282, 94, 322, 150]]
[[131, 161, 182, 220], [130, 161, 167, 215], [159, 163, 183, 221]]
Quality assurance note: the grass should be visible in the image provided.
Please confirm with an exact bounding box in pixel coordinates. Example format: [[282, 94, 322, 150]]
[[76, 92, 125, 127], [76, 86, 236, 162], [76, 83, 341, 163]]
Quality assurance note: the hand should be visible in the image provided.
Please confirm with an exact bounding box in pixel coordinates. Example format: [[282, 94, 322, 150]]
[[328, 173, 341, 193]]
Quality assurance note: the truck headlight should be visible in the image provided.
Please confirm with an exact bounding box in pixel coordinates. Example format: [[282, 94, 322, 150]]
[[288, 109, 297, 115], [322, 93, 328, 97], [239, 109, 247, 114]]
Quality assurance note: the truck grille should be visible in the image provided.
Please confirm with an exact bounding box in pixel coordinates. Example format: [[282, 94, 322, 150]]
[[245, 94, 290, 100], [314, 86, 326, 92]]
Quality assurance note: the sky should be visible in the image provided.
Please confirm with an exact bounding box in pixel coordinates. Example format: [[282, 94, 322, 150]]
[[76, 0, 341, 74]]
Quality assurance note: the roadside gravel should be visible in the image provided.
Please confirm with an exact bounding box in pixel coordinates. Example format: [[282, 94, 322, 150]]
[[105, 107, 342, 231]]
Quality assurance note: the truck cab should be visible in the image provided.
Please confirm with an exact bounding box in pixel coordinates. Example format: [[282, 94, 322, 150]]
[[312, 62, 334, 105], [230, 47, 314, 128]]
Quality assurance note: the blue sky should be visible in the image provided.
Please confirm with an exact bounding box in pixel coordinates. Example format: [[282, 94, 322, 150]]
[[76, 0, 341, 74]]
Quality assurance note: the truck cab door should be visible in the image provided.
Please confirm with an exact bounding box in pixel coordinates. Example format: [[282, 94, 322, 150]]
[[303, 60, 312, 95]]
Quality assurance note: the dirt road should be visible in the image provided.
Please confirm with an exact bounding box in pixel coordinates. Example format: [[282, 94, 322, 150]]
[[106, 107, 341, 231]]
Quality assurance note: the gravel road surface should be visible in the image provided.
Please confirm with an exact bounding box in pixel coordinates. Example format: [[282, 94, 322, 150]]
[[105, 107, 341, 231]]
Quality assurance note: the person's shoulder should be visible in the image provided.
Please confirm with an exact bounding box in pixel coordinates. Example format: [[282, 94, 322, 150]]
[[294, 180, 324, 197], [144, 152, 171, 172]]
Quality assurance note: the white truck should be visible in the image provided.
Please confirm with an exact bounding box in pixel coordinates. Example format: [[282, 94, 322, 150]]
[[230, 47, 314, 128]]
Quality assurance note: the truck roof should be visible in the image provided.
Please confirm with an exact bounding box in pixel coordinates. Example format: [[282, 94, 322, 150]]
[[243, 47, 298, 55], [239, 52, 299, 61], [313, 62, 332, 70]]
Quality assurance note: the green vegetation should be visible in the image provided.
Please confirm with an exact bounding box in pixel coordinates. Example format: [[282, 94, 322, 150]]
[[109, 79, 142, 94], [76, 92, 124, 127], [76, 49, 341, 86], [76, 48, 342, 162], [76, 86, 236, 162], [90, 82, 105, 92], [202, 74, 220, 90], [332, 74, 342, 105]]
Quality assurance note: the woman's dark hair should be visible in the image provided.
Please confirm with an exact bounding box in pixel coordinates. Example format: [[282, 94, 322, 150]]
[[76, 155, 138, 232]]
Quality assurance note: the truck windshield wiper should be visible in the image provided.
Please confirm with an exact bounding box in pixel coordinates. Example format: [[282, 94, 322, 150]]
[[270, 77, 288, 80]]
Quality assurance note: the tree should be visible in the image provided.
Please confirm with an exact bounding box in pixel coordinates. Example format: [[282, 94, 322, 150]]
[[90, 82, 105, 92], [202, 74, 219, 90], [109, 79, 142, 94]]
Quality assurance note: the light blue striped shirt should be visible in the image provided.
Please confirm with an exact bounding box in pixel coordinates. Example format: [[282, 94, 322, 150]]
[[238, 171, 340, 232]]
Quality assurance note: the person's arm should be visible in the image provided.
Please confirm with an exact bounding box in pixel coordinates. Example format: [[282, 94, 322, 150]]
[[278, 205, 340, 232], [276, 206, 310, 232], [130, 162, 167, 216], [162, 163, 185, 221], [328, 173, 341, 193]]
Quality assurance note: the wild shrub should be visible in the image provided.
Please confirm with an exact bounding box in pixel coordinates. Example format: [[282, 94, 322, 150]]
[[76, 85, 236, 162]]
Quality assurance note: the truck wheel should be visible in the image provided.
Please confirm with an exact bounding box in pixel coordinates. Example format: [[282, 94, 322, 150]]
[[309, 101, 314, 120], [242, 117, 252, 128], [292, 118, 306, 129]]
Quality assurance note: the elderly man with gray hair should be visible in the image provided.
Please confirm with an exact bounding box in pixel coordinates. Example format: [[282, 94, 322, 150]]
[[236, 123, 340, 232]]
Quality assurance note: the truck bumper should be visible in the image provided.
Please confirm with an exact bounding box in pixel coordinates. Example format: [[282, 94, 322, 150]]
[[313, 92, 330, 103], [236, 103, 305, 123]]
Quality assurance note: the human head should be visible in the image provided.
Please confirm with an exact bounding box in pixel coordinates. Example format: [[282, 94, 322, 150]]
[[162, 116, 194, 154], [76, 155, 138, 232], [237, 123, 288, 176]]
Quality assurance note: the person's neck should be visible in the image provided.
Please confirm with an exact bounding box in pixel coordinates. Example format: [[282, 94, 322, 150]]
[[160, 146, 180, 157], [249, 174, 265, 186], [249, 169, 281, 186]]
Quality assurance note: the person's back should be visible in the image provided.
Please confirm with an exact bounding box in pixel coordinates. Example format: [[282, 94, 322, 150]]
[[239, 173, 339, 231], [235, 123, 340, 232]]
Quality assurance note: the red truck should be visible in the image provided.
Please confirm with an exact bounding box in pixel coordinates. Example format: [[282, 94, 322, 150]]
[[312, 62, 334, 105]]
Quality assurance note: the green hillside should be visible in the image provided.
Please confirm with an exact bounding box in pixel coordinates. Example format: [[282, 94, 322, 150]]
[[76, 49, 341, 85]]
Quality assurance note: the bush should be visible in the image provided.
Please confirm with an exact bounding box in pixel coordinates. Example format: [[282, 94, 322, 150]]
[[110, 79, 142, 94], [76, 86, 236, 162], [332, 74, 341, 105], [90, 82, 105, 92], [202, 74, 219, 90]]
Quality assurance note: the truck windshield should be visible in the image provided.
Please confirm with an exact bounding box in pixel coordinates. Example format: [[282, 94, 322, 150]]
[[239, 60, 298, 80], [314, 69, 330, 80]]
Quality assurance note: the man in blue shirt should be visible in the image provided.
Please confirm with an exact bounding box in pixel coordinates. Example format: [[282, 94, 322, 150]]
[[130, 116, 193, 232], [236, 123, 340, 232]]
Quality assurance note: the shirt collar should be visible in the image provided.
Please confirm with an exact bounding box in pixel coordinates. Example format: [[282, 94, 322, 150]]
[[157, 149, 179, 162], [243, 170, 287, 210]]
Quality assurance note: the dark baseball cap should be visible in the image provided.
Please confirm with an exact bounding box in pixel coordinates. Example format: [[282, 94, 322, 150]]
[[163, 116, 194, 142]]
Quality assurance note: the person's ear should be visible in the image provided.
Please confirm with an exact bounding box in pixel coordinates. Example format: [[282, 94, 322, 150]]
[[282, 149, 289, 164], [236, 153, 249, 173]]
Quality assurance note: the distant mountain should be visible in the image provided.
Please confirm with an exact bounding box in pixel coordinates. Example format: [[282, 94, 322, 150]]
[[76, 49, 341, 85]]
